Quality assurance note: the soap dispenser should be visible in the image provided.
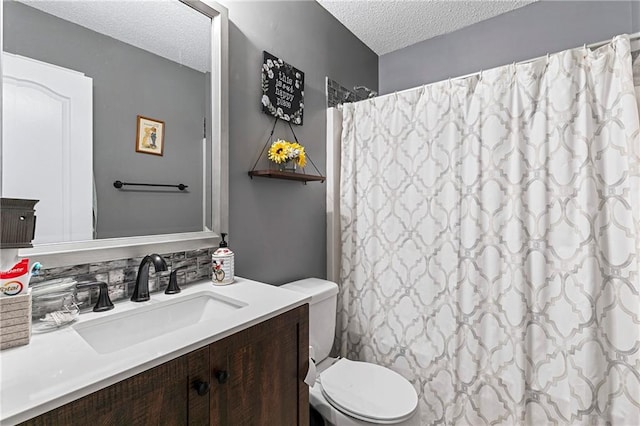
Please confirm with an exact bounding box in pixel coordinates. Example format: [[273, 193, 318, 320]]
[[211, 233, 234, 285]]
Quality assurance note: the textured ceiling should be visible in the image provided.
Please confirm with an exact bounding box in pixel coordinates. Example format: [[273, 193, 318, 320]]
[[18, 0, 211, 73], [317, 0, 537, 55], [20, 0, 538, 69]]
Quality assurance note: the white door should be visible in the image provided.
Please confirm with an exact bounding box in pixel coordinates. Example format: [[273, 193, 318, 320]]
[[2, 52, 93, 244]]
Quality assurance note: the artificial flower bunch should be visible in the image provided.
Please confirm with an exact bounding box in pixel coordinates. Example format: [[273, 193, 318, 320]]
[[268, 139, 307, 168]]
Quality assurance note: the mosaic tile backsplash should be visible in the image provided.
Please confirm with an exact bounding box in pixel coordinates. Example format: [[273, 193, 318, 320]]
[[30, 248, 216, 312]]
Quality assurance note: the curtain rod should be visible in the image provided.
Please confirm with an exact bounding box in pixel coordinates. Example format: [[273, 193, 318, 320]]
[[376, 31, 640, 100]]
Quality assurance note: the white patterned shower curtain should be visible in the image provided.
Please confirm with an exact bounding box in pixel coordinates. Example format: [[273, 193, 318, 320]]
[[337, 35, 640, 424]]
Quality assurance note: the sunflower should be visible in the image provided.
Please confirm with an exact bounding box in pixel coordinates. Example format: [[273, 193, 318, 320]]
[[268, 139, 289, 164], [292, 144, 307, 167], [297, 150, 307, 168]]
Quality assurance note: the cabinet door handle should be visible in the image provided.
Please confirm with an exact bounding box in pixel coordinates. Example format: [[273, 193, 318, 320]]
[[215, 370, 229, 384], [193, 380, 210, 396]]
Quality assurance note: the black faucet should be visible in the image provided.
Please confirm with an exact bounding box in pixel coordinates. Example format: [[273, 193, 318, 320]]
[[131, 253, 168, 302]]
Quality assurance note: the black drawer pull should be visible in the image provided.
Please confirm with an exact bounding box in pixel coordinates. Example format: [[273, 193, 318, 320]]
[[215, 370, 229, 384], [193, 380, 210, 396]]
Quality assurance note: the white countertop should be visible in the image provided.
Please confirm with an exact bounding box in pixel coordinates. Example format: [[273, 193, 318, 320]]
[[0, 277, 310, 425]]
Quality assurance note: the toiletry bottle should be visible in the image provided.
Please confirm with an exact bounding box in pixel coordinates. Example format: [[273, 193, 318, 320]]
[[0, 258, 30, 296], [211, 233, 234, 285]]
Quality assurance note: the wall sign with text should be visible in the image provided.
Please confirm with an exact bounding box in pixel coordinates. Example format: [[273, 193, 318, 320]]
[[261, 51, 304, 125]]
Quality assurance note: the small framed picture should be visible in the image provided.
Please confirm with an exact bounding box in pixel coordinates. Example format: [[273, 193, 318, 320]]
[[135, 115, 165, 156]]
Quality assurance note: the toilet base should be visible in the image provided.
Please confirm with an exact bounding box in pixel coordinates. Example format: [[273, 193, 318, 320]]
[[311, 404, 326, 426]]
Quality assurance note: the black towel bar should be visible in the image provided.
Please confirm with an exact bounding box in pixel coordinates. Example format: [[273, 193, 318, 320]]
[[113, 180, 188, 191]]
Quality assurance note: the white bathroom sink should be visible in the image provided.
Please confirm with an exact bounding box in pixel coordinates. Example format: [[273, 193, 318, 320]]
[[73, 291, 247, 354]]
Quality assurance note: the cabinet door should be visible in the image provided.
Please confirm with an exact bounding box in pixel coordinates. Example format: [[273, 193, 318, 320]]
[[23, 347, 210, 425], [210, 305, 309, 425]]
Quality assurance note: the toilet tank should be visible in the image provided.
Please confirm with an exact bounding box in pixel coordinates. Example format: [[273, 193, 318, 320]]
[[281, 278, 338, 363]]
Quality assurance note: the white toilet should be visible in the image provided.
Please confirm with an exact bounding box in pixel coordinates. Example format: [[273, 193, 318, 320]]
[[282, 278, 420, 426]]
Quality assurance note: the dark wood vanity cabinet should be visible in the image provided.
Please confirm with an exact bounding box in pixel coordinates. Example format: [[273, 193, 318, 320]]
[[22, 304, 309, 426], [21, 347, 210, 425], [210, 303, 309, 425]]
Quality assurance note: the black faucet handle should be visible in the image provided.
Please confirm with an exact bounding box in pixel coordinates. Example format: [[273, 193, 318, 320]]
[[76, 281, 115, 312], [165, 267, 186, 295]]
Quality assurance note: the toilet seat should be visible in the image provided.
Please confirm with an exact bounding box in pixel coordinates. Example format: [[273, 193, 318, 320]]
[[320, 358, 418, 424]]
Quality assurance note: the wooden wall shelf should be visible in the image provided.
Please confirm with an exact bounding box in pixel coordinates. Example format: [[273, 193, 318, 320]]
[[250, 117, 325, 184], [248, 170, 325, 183]]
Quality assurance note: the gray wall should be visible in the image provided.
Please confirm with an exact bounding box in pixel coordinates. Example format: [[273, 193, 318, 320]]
[[225, 1, 377, 285], [4, 1, 206, 239], [380, 1, 640, 94]]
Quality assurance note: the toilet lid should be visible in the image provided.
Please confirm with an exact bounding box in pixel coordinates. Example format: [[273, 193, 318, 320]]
[[320, 358, 418, 424]]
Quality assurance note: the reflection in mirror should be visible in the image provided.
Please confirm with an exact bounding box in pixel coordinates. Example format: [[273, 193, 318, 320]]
[[2, 0, 213, 245]]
